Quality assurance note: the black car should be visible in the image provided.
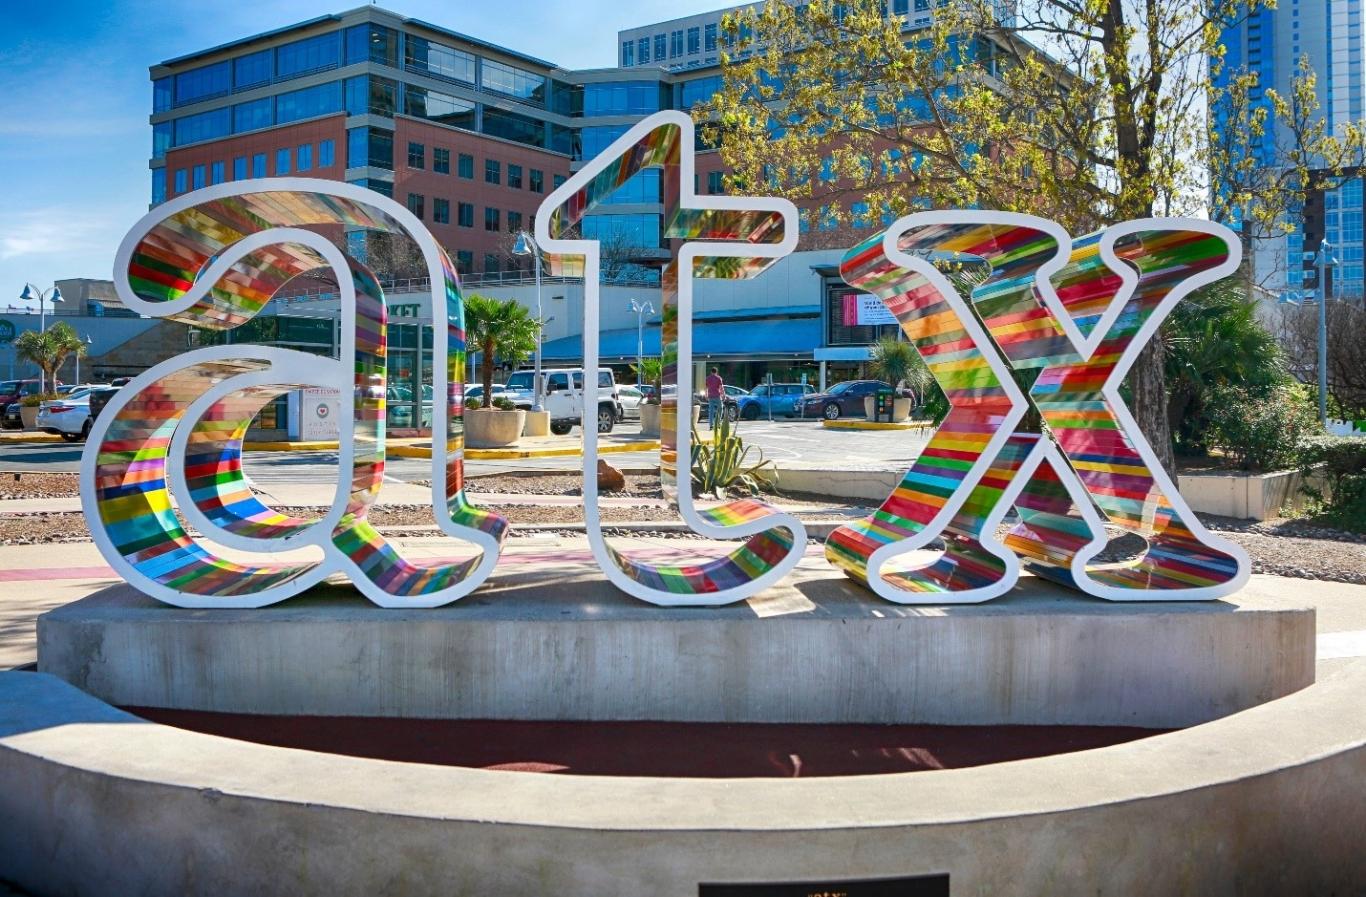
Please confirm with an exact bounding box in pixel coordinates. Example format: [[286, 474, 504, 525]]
[[796, 379, 893, 420], [2, 402, 20, 430], [88, 387, 122, 422]]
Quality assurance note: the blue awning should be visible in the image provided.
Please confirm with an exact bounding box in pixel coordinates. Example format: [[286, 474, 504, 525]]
[[542, 317, 822, 361]]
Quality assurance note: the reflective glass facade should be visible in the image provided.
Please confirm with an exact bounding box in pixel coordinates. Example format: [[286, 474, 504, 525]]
[[233, 50, 273, 89], [483, 106, 544, 147], [404, 35, 476, 83], [583, 81, 665, 116], [174, 61, 231, 105], [481, 59, 546, 105], [275, 81, 343, 124], [276, 31, 342, 79], [404, 85, 476, 129]]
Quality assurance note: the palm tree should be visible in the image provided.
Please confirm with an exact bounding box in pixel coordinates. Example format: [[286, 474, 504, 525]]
[[1162, 272, 1285, 455], [13, 322, 85, 394], [869, 336, 931, 400], [632, 357, 663, 404], [463, 294, 538, 404]]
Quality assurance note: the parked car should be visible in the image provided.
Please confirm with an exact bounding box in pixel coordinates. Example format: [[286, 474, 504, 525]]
[[616, 384, 645, 420], [503, 368, 622, 434], [2, 403, 20, 430], [732, 383, 817, 420], [36, 390, 94, 442], [796, 379, 893, 420], [0, 379, 57, 428], [465, 383, 531, 410], [88, 386, 122, 422]]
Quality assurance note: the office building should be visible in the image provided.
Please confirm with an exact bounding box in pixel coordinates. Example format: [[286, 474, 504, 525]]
[[1214, 0, 1365, 300]]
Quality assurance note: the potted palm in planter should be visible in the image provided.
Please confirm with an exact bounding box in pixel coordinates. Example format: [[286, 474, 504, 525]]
[[463, 294, 535, 448], [14, 323, 86, 428], [866, 336, 928, 422], [634, 357, 664, 438]]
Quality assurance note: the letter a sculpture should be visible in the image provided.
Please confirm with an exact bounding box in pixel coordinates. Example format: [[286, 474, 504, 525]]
[[83, 182, 507, 608]]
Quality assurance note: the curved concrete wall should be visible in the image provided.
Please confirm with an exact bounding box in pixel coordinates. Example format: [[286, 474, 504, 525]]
[[2, 664, 1364, 896]]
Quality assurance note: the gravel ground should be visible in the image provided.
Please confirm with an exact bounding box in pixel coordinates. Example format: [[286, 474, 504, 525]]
[[0, 472, 79, 500], [1, 472, 1361, 585]]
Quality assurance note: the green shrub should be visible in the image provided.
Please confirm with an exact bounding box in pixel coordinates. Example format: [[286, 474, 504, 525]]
[[1297, 435, 1366, 532], [492, 396, 517, 411], [1204, 382, 1320, 471], [19, 393, 57, 408], [690, 415, 775, 498], [464, 397, 482, 411]]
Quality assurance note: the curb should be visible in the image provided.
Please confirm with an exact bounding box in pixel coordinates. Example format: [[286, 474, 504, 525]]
[[0, 433, 64, 445], [821, 419, 932, 431], [242, 440, 659, 460]]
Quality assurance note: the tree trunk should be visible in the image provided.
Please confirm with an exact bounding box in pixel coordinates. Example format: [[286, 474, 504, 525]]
[[1129, 341, 1175, 479], [481, 339, 496, 403]]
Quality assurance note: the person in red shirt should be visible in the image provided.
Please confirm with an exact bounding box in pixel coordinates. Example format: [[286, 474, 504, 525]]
[[705, 367, 724, 429]]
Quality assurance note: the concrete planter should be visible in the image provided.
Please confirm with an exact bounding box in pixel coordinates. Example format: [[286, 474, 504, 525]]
[[1177, 467, 1326, 521], [639, 403, 661, 438], [862, 396, 913, 422], [522, 410, 549, 438], [464, 408, 526, 449], [19, 406, 40, 430]]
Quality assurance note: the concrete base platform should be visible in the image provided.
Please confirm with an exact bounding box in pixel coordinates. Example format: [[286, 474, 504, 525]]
[[2, 666, 1365, 896], [38, 565, 1314, 728]]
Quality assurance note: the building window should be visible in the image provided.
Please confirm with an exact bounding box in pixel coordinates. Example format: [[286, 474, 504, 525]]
[[458, 202, 474, 227], [233, 49, 272, 90], [553, 174, 566, 188], [345, 75, 398, 117], [638, 37, 650, 63], [707, 171, 723, 194], [485, 207, 501, 231], [654, 34, 666, 60], [233, 156, 247, 180], [705, 23, 718, 51], [404, 85, 475, 128], [456, 250, 473, 274], [297, 143, 312, 172], [232, 97, 274, 134], [458, 153, 474, 179], [408, 141, 425, 169], [153, 122, 171, 160], [347, 126, 393, 169], [671, 30, 684, 58], [174, 169, 187, 194], [433, 197, 450, 224], [893, 0, 908, 11], [687, 27, 701, 54], [508, 210, 523, 233], [481, 59, 547, 105], [173, 108, 231, 146], [407, 192, 425, 219], [252, 153, 267, 178], [275, 81, 343, 124], [404, 35, 476, 84], [433, 147, 450, 174], [530, 169, 544, 193], [275, 31, 341, 80], [508, 164, 523, 189], [622, 41, 634, 66], [210, 161, 225, 185], [484, 253, 500, 274], [153, 76, 172, 113], [276, 148, 290, 175], [344, 23, 398, 67], [485, 159, 500, 184], [192, 164, 206, 190], [152, 170, 167, 206], [173, 61, 230, 106], [319, 139, 335, 167]]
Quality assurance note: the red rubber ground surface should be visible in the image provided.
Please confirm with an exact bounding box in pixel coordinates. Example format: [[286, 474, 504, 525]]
[[125, 708, 1167, 777]]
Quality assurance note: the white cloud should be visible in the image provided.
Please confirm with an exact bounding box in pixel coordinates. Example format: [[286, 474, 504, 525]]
[[0, 207, 118, 262]]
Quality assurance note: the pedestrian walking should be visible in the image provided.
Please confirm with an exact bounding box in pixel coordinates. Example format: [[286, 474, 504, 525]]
[[705, 367, 724, 428]]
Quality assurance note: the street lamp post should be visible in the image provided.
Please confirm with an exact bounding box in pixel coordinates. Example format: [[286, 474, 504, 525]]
[[629, 298, 655, 389], [512, 232, 544, 412], [1314, 239, 1337, 425], [17, 283, 64, 393], [75, 334, 93, 386]]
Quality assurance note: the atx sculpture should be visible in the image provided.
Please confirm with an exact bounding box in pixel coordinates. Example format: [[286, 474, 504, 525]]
[[82, 111, 1248, 609]]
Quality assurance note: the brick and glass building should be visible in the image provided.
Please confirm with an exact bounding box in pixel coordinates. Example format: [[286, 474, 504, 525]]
[[145, 3, 1044, 434]]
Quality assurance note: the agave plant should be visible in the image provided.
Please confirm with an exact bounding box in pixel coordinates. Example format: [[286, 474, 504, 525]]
[[690, 415, 775, 498]]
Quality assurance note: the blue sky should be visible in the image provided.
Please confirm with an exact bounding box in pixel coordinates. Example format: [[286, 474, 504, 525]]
[[0, 0, 720, 302]]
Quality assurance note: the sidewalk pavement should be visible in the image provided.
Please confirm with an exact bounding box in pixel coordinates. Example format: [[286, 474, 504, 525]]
[[0, 428, 660, 460], [2, 537, 1365, 673]]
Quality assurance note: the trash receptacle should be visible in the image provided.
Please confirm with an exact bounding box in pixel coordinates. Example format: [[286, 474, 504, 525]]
[[874, 389, 895, 422]]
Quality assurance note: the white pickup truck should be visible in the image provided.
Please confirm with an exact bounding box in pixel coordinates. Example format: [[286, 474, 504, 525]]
[[503, 367, 624, 435]]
